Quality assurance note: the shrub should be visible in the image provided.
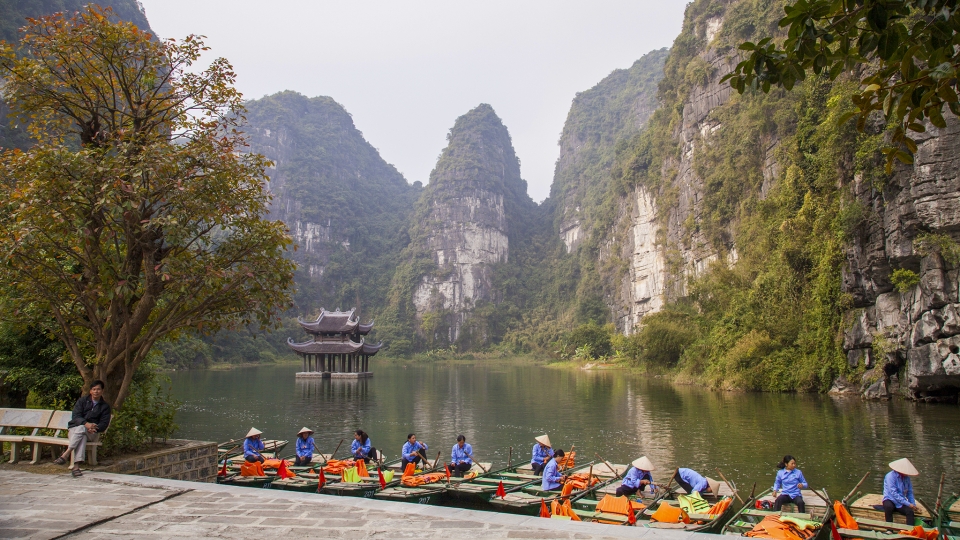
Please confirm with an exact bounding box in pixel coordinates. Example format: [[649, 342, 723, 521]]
[[890, 268, 920, 293], [565, 323, 613, 359], [632, 309, 699, 366], [101, 364, 179, 456]]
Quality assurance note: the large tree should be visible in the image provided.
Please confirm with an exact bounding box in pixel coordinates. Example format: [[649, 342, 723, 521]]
[[722, 0, 960, 171], [0, 7, 295, 407]]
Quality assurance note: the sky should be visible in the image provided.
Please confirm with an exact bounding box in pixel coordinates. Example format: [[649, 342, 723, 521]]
[[139, 1, 688, 202]]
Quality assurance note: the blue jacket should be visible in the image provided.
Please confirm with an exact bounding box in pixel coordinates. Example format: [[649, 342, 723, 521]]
[[243, 437, 264, 460], [295, 436, 315, 459], [531, 443, 554, 465], [677, 468, 709, 493], [351, 438, 372, 459], [622, 467, 654, 491], [451, 443, 473, 465], [773, 468, 807, 498], [883, 471, 915, 508], [402, 440, 427, 460], [542, 457, 563, 491]]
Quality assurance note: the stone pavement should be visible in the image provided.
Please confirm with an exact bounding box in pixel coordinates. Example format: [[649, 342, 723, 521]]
[[0, 470, 719, 540]]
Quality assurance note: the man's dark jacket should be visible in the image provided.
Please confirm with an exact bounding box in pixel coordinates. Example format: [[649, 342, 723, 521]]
[[68, 395, 111, 432]]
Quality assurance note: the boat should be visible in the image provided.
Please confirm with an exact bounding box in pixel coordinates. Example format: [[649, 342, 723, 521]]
[[487, 461, 623, 515], [319, 458, 403, 498], [836, 493, 937, 540], [569, 480, 670, 525], [635, 477, 743, 532], [371, 460, 482, 505], [722, 488, 832, 539], [443, 464, 542, 505], [938, 494, 960, 540], [218, 439, 288, 461]]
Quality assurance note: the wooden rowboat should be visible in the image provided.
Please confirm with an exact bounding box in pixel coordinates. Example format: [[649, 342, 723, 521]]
[[487, 461, 622, 515], [218, 439, 288, 460], [443, 464, 542, 505], [938, 494, 960, 540], [836, 493, 936, 540], [371, 461, 481, 505], [637, 477, 743, 532], [570, 481, 672, 525], [721, 489, 832, 539], [319, 458, 404, 498]]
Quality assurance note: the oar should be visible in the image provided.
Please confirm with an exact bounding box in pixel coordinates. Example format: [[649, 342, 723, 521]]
[[749, 482, 757, 500], [843, 471, 871, 506], [716, 468, 745, 505], [560, 445, 576, 471], [431, 451, 442, 471], [220, 445, 241, 467], [327, 438, 344, 463], [663, 467, 680, 494], [811, 488, 832, 507], [508, 446, 512, 468], [594, 453, 623, 479], [466, 451, 488, 473], [935, 472, 946, 515]]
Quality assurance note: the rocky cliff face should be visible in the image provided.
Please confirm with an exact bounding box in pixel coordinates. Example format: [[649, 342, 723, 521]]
[[840, 119, 960, 401], [551, 49, 668, 254], [243, 91, 419, 313], [404, 104, 533, 345]]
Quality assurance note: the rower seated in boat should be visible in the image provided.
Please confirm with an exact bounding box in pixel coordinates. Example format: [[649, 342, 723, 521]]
[[883, 458, 920, 524], [448, 435, 472, 477], [243, 427, 265, 463], [673, 467, 719, 496], [531, 434, 554, 475], [772, 454, 808, 512], [401, 433, 428, 469], [352, 429, 377, 463], [294, 427, 315, 466], [617, 456, 655, 497], [542, 449, 568, 491]]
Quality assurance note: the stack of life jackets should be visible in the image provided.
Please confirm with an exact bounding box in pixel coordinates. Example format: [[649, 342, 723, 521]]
[[744, 515, 820, 540], [594, 494, 645, 525], [560, 473, 599, 497], [322, 459, 357, 474], [650, 500, 691, 524], [240, 461, 266, 477], [401, 472, 447, 487], [550, 499, 582, 521]]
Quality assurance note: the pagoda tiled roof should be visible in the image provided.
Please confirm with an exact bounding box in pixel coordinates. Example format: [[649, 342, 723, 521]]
[[357, 321, 375, 335], [361, 341, 383, 355], [298, 308, 359, 334], [286, 338, 364, 354]]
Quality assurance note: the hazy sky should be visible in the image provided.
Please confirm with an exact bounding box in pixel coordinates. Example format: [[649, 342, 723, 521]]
[[139, 1, 687, 202]]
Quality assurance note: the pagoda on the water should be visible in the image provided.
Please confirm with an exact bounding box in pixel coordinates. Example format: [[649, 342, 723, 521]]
[[288, 308, 382, 378]]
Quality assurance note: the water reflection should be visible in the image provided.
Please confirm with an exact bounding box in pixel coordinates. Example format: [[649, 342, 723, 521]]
[[170, 363, 959, 497]]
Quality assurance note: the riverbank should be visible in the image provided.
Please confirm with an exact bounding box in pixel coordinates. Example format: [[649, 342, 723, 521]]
[[1, 469, 709, 539]]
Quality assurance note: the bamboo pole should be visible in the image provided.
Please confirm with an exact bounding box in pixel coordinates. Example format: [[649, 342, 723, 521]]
[[594, 453, 624, 478], [560, 445, 576, 471], [328, 439, 344, 462], [508, 446, 512, 468], [716, 468, 744, 505], [843, 472, 871, 505], [936, 472, 947, 514]]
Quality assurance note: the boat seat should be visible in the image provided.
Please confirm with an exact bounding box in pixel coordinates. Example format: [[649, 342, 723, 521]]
[[855, 518, 919, 531], [837, 529, 915, 539], [0, 409, 54, 464], [731, 520, 755, 529]]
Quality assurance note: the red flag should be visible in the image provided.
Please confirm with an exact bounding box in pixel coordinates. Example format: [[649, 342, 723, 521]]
[[540, 498, 551, 518], [378, 467, 386, 490], [830, 519, 842, 540], [277, 459, 295, 479], [218, 459, 228, 477], [445, 464, 452, 480], [317, 467, 326, 491], [496, 481, 506, 499], [627, 498, 637, 525]]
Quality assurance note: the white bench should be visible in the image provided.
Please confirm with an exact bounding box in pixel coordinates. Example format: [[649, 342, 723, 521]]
[[24, 410, 106, 466], [0, 408, 54, 464]]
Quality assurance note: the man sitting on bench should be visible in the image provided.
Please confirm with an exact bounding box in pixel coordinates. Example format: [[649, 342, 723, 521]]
[[54, 380, 111, 477]]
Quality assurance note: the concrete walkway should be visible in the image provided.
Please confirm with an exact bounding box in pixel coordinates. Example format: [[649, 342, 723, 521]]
[[0, 470, 717, 540]]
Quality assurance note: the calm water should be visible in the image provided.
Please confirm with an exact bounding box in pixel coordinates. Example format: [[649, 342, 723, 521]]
[[169, 363, 960, 499]]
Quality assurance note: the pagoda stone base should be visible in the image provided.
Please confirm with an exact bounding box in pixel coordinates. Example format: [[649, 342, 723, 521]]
[[295, 372, 373, 379]]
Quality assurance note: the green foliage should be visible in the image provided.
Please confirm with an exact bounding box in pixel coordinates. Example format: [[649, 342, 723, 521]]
[[891, 268, 921, 292], [914, 233, 960, 265], [723, 0, 960, 172], [564, 322, 614, 359], [0, 8, 295, 406], [0, 323, 80, 408], [101, 362, 180, 456], [627, 307, 699, 367]]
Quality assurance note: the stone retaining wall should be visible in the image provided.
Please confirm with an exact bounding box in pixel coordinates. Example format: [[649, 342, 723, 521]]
[[101, 439, 217, 482]]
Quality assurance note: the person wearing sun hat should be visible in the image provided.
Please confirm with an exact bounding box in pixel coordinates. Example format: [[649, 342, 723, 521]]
[[531, 434, 554, 475], [294, 427, 315, 466], [883, 458, 919, 524], [617, 456, 655, 497], [243, 427, 266, 463]]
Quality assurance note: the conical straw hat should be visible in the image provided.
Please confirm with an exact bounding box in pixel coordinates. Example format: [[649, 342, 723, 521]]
[[706, 477, 721, 495], [889, 458, 919, 476], [298, 427, 313, 435], [246, 427, 262, 438], [534, 434, 552, 447], [632, 456, 656, 471]]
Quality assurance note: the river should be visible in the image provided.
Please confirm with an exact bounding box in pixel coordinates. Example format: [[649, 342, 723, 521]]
[[169, 362, 960, 499]]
